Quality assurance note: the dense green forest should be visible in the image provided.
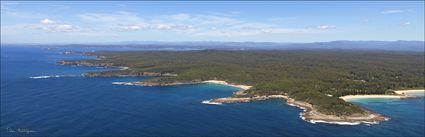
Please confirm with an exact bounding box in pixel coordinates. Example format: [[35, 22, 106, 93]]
[[63, 50, 424, 116]]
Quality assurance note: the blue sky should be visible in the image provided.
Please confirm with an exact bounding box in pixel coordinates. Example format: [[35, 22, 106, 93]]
[[1, 1, 423, 43]]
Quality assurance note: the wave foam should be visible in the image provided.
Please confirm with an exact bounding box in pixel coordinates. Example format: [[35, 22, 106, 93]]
[[302, 117, 380, 126], [289, 102, 380, 126], [112, 82, 135, 85], [201, 100, 223, 105], [29, 75, 80, 79], [308, 120, 361, 125], [29, 75, 60, 79], [120, 67, 129, 70]]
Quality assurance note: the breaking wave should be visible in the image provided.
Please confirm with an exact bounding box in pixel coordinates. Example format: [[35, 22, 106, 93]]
[[29, 75, 81, 79], [201, 100, 223, 105], [29, 75, 60, 79], [112, 82, 136, 85]]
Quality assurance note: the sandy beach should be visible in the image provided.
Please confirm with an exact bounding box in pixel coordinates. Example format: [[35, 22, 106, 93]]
[[394, 89, 425, 95], [339, 95, 414, 101], [203, 80, 252, 90], [340, 89, 424, 101]]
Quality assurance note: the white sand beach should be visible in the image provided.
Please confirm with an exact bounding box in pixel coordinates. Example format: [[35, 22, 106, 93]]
[[339, 95, 415, 101], [203, 80, 252, 90], [394, 89, 425, 95], [339, 89, 424, 101]]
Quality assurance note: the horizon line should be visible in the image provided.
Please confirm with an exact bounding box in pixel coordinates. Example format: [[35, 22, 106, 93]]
[[1, 40, 424, 45]]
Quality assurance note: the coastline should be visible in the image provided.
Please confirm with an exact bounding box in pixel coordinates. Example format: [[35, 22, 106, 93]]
[[394, 89, 425, 95], [54, 55, 412, 125], [115, 79, 389, 125], [205, 94, 388, 125], [339, 94, 418, 101], [203, 80, 252, 90], [339, 89, 424, 101], [198, 80, 388, 125]]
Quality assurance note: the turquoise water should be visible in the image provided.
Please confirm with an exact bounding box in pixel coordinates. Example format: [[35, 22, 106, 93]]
[[1, 46, 424, 137]]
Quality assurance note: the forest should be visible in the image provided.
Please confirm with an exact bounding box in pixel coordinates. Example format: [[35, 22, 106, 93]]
[[62, 50, 424, 116]]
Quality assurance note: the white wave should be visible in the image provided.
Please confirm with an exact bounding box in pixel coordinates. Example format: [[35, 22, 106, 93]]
[[201, 100, 223, 105], [292, 102, 381, 126], [30, 76, 51, 79], [30, 75, 80, 79], [303, 118, 380, 126], [287, 103, 297, 107], [120, 67, 129, 70], [290, 103, 361, 126], [308, 120, 361, 125], [29, 75, 60, 79], [112, 82, 135, 85], [300, 114, 306, 120]]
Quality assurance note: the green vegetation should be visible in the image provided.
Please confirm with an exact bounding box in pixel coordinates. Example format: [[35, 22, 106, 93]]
[[66, 50, 424, 116]]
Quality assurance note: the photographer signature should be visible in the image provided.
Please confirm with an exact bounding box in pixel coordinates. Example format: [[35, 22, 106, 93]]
[[5, 127, 35, 134]]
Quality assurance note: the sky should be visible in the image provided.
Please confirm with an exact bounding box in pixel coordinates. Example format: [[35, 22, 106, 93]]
[[1, 1, 424, 44]]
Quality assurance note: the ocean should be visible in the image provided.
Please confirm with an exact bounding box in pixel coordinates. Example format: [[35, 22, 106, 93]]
[[1, 46, 424, 137]]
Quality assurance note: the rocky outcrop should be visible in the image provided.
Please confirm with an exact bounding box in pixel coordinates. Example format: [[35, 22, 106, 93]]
[[209, 95, 388, 125], [58, 60, 114, 67], [58, 60, 177, 77], [133, 81, 203, 86], [84, 72, 173, 77]]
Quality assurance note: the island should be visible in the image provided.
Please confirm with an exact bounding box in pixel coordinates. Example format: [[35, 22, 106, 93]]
[[58, 50, 424, 125]]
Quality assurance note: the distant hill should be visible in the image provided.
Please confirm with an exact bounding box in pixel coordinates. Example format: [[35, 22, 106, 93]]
[[5, 40, 424, 52], [285, 41, 424, 52]]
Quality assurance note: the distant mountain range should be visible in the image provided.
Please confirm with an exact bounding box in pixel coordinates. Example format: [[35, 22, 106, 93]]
[[3, 40, 424, 52]]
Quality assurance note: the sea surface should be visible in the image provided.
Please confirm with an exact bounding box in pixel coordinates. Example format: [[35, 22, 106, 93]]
[[1, 46, 424, 137]]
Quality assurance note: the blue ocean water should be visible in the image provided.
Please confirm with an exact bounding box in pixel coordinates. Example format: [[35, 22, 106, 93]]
[[1, 46, 424, 137]]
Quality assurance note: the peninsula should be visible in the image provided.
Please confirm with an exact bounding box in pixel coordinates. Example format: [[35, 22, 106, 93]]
[[59, 50, 424, 125]]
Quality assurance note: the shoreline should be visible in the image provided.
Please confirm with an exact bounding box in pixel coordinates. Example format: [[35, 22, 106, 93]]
[[339, 94, 418, 101], [340, 89, 424, 101], [203, 80, 252, 90], [58, 50, 422, 126], [199, 80, 388, 125], [116, 79, 390, 125], [205, 95, 388, 125], [394, 89, 425, 95]]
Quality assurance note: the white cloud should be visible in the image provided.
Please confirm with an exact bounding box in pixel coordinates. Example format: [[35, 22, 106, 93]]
[[40, 18, 56, 24], [116, 25, 144, 31], [261, 28, 312, 33], [31, 18, 86, 32], [110, 13, 335, 37], [156, 24, 193, 30], [168, 13, 191, 20], [115, 23, 193, 31], [316, 25, 336, 30], [79, 11, 142, 24], [162, 13, 333, 36], [192, 29, 259, 37], [117, 4, 127, 7], [5, 11, 337, 38], [1, 3, 44, 19], [192, 25, 323, 37], [380, 10, 404, 14], [48, 4, 70, 10], [400, 21, 411, 26]]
